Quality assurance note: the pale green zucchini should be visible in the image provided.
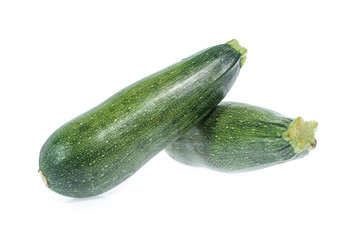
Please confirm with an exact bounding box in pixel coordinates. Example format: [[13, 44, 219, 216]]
[[166, 102, 318, 172]]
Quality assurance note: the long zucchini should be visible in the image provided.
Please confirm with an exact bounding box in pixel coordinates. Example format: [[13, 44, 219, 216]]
[[39, 39, 247, 197], [166, 102, 318, 172]]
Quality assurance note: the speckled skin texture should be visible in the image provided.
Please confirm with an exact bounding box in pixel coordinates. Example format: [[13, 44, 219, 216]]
[[166, 102, 309, 172], [39, 43, 243, 198]]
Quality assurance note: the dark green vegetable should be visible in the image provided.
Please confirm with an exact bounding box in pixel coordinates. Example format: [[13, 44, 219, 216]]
[[166, 102, 318, 172], [39, 39, 247, 198]]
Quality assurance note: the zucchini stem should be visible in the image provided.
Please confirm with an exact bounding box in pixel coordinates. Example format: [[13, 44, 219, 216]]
[[226, 39, 247, 67], [282, 117, 318, 154]]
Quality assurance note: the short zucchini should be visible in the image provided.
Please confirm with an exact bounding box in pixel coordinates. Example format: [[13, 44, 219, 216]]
[[39, 39, 247, 198], [166, 102, 318, 172]]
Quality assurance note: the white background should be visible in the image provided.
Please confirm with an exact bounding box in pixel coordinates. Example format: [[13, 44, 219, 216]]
[[1, 0, 351, 239]]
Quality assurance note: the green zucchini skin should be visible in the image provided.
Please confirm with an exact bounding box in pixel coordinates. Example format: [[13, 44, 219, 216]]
[[39, 40, 246, 198], [165, 102, 318, 172]]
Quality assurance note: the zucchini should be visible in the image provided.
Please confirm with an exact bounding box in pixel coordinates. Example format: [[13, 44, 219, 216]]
[[39, 39, 247, 198], [165, 102, 318, 172]]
